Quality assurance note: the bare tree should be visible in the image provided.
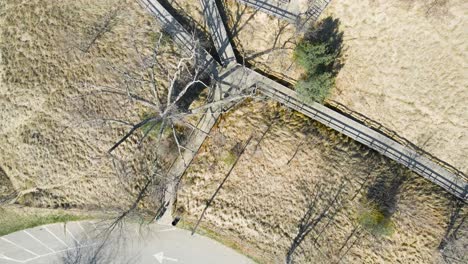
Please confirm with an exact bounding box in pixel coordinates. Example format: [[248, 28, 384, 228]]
[[192, 135, 253, 234], [72, 16, 263, 237], [438, 198, 467, 264], [286, 182, 346, 264]]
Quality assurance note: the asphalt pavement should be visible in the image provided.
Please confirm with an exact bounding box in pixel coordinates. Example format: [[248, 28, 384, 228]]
[[0, 221, 254, 264]]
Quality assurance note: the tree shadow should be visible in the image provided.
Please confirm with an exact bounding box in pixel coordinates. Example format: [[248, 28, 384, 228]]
[[303, 16, 344, 75], [366, 161, 408, 219], [286, 180, 346, 263], [0, 166, 16, 204], [438, 197, 467, 263], [61, 227, 138, 264], [172, 75, 212, 113]]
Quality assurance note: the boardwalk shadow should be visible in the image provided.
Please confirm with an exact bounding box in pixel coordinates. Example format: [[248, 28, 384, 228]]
[[157, 0, 221, 62], [173, 75, 212, 112]]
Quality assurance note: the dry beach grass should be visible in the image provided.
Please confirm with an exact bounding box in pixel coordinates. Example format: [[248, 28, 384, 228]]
[[219, 0, 467, 175], [176, 99, 467, 263], [0, 0, 179, 210]]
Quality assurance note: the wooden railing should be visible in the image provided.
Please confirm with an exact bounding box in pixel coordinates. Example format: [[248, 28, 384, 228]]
[[200, 0, 236, 66], [139, 0, 468, 202], [139, 0, 216, 69], [303, 0, 332, 23], [253, 81, 467, 201], [235, 0, 299, 23], [328, 101, 468, 183]]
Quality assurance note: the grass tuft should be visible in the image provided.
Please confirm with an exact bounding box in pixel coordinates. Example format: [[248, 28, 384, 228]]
[[358, 205, 394, 237], [0, 208, 89, 236]]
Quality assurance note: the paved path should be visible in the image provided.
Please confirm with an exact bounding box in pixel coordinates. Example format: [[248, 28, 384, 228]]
[[0, 221, 254, 264], [200, 0, 236, 66]]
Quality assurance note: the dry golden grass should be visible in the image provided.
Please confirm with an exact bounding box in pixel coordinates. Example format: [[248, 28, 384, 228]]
[[324, 0, 468, 175], [0, 0, 180, 210], [222, 0, 302, 83], [218, 0, 467, 174], [177, 99, 466, 263]]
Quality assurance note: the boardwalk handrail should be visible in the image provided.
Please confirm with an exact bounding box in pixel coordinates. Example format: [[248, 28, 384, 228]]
[[139, 0, 468, 202], [139, 0, 217, 69], [200, 0, 236, 66], [254, 82, 467, 201], [302, 0, 332, 23], [235, 0, 299, 23], [328, 100, 468, 182]]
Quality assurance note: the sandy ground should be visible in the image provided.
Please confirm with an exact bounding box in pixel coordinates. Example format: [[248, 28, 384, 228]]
[[177, 99, 467, 263], [0, 0, 179, 210]]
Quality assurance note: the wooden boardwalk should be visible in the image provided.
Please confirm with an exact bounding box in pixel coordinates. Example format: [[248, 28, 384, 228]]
[[235, 0, 299, 24], [200, 0, 236, 66], [140, 0, 224, 222], [222, 64, 468, 201], [139, 0, 216, 69], [235, 0, 333, 27], [140, 0, 467, 202], [304, 0, 332, 23]]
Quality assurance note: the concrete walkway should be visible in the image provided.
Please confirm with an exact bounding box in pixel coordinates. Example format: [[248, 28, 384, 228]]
[[0, 221, 253, 263]]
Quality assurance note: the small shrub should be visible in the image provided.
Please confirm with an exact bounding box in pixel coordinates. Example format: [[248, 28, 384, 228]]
[[293, 17, 343, 104], [222, 151, 237, 167], [358, 206, 394, 237], [294, 42, 335, 74], [296, 73, 334, 103]]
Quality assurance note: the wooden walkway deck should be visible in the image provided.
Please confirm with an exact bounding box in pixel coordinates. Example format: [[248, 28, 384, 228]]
[[304, 0, 332, 23], [223, 64, 468, 201], [140, 0, 225, 221], [140, 0, 467, 202], [235, 0, 299, 24], [235, 0, 333, 27], [200, 0, 236, 66], [139, 0, 217, 69]]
